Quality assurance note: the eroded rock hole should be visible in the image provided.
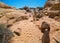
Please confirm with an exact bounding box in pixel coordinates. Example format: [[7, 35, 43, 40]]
[[7, 24, 12, 28], [14, 31, 20, 36], [36, 18, 39, 21], [9, 17, 14, 19], [56, 29, 59, 31]]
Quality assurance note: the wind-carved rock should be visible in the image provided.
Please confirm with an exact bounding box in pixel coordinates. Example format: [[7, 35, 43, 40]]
[[47, 0, 60, 4], [0, 2, 15, 9], [41, 21, 50, 43]]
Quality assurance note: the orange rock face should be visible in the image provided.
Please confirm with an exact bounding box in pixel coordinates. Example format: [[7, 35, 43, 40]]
[[0, 1, 60, 43]]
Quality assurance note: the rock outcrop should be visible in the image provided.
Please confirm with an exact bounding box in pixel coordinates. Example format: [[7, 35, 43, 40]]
[[0, 1, 60, 43], [0, 2, 15, 9]]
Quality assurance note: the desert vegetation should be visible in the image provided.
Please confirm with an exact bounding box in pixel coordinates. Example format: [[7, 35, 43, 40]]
[[0, 23, 14, 43]]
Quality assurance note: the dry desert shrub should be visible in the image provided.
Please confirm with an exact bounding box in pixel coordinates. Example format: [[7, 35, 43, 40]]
[[0, 23, 14, 43]]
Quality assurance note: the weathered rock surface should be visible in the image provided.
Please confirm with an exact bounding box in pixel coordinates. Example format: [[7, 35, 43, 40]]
[[0, 1, 60, 43], [0, 2, 15, 9], [9, 20, 42, 43]]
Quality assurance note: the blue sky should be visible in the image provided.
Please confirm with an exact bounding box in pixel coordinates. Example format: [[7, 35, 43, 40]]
[[0, 0, 47, 8]]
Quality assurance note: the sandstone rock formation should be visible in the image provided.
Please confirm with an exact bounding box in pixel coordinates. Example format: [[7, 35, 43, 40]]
[[0, 1, 60, 43], [9, 20, 42, 43], [0, 2, 15, 9]]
